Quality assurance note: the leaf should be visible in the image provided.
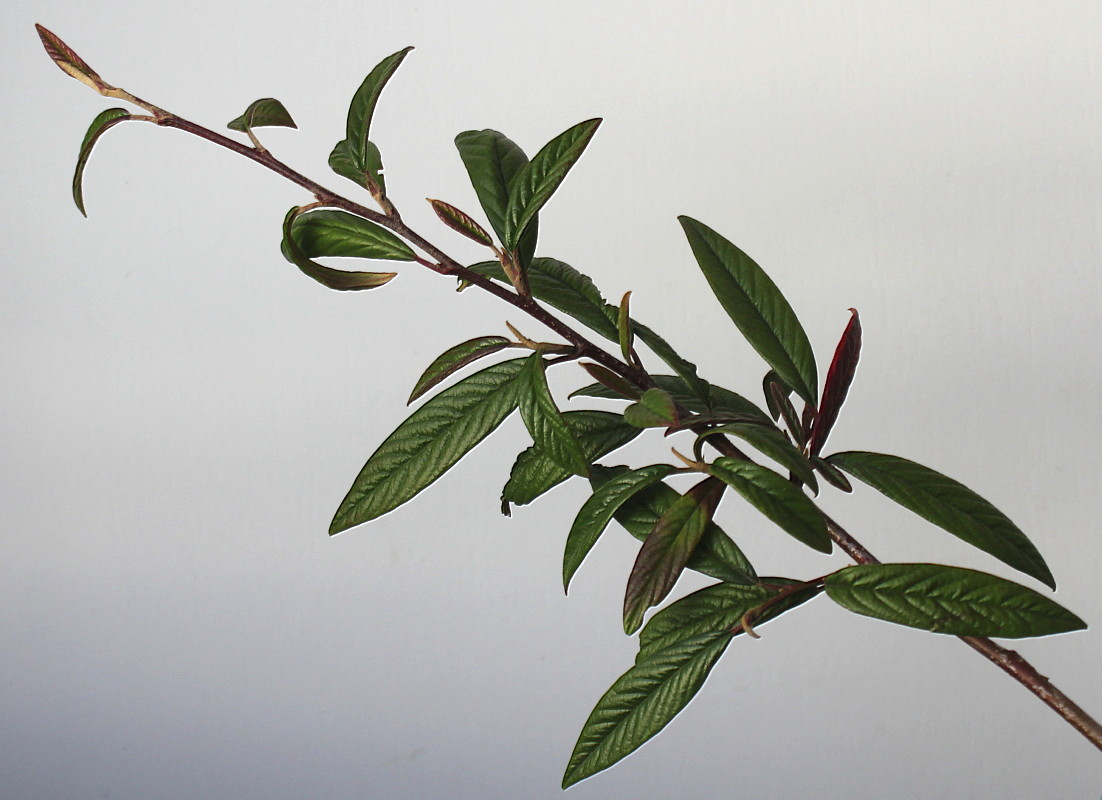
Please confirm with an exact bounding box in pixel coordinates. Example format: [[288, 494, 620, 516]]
[[577, 363, 641, 401], [592, 466, 757, 585], [679, 216, 817, 405], [290, 209, 415, 261], [408, 336, 511, 403], [698, 423, 817, 492], [454, 129, 538, 267], [638, 579, 820, 659], [564, 465, 676, 592], [36, 24, 109, 92], [561, 632, 730, 789], [517, 353, 589, 476], [343, 46, 413, 167], [632, 322, 712, 407], [811, 455, 853, 493], [329, 138, 387, 192], [826, 451, 1054, 588], [502, 411, 640, 506], [428, 199, 494, 247], [617, 291, 634, 362], [809, 309, 861, 456], [768, 379, 803, 446], [330, 358, 526, 533], [227, 97, 297, 132], [572, 375, 770, 424], [72, 108, 130, 216], [624, 478, 726, 634], [824, 563, 1085, 638], [502, 118, 601, 249], [623, 388, 679, 429], [280, 208, 397, 291], [763, 370, 787, 421], [707, 458, 831, 553]]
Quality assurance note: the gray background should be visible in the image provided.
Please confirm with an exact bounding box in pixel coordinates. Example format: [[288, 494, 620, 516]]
[[4, 1, 1101, 797]]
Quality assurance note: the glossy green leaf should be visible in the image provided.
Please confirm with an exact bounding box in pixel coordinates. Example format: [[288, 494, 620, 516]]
[[562, 632, 730, 789], [281, 208, 397, 291], [408, 336, 511, 403], [72, 108, 131, 216], [623, 387, 679, 429], [624, 478, 726, 634], [811, 455, 853, 493], [578, 363, 641, 401], [679, 216, 817, 405], [503, 411, 640, 506], [638, 579, 819, 659], [825, 563, 1085, 638], [428, 198, 494, 246], [329, 138, 387, 192], [699, 423, 817, 492], [341, 46, 412, 169], [290, 209, 414, 261], [809, 309, 861, 456], [827, 451, 1054, 588], [591, 466, 757, 585], [454, 129, 537, 266], [330, 358, 526, 533], [564, 465, 676, 592], [518, 353, 589, 477], [707, 458, 831, 553], [227, 98, 297, 132], [503, 118, 601, 249]]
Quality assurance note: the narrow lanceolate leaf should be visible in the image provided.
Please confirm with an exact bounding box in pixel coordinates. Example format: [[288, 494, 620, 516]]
[[562, 632, 730, 789], [564, 465, 676, 592], [227, 98, 297, 132], [809, 309, 861, 456], [592, 466, 757, 586], [617, 292, 634, 362], [707, 458, 831, 553], [503, 412, 640, 506], [573, 375, 770, 424], [518, 353, 589, 477], [632, 322, 712, 407], [825, 563, 1085, 638], [281, 208, 397, 291], [768, 380, 803, 446], [812, 455, 852, 493], [454, 129, 537, 266], [624, 478, 726, 634], [291, 209, 415, 261], [827, 451, 1054, 588], [330, 359, 526, 534], [36, 24, 109, 91], [428, 199, 494, 246], [577, 363, 641, 401], [344, 46, 413, 164], [408, 336, 511, 403], [679, 216, 817, 405], [73, 108, 130, 216], [638, 579, 820, 659], [502, 118, 602, 249], [699, 423, 818, 492]]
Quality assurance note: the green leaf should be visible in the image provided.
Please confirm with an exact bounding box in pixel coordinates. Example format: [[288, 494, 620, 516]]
[[562, 632, 730, 789], [707, 458, 831, 553], [577, 363, 641, 401], [623, 388, 679, 429], [281, 208, 397, 291], [679, 216, 817, 405], [227, 97, 297, 132], [617, 291, 634, 362], [632, 322, 712, 407], [408, 336, 511, 403], [808, 309, 861, 456], [624, 478, 726, 634], [564, 465, 676, 592], [330, 358, 526, 533], [502, 411, 639, 506], [72, 108, 131, 216], [811, 455, 853, 493], [827, 451, 1054, 588], [329, 138, 387, 192], [824, 563, 1085, 638], [502, 118, 601, 249], [291, 209, 414, 262], [573, 375, 770, 424], [428, 198, 494, 247], [767, 378, 803, 445], [592, 466, 757, 585], [638, 579, 819, 659], [454, 129, 537, 267], [518, 353, 589, 477], [469, 258, 619, 341], [698, 423, 817, 492], [343, 47, 413, 166]]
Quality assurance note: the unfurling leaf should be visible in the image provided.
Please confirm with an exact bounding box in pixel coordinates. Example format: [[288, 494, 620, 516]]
[[330, 358, 526, 533], [698, 423, 818, 492], [623, 388, 679, 429], [624, 478, 725, 634], [290, 209, 415, 261], [408, 336, 511, 403], [617, 291, 634, 362], [428, 199, 494, 247], [518, 353, 589, 477], [502, 118, 601, 249], [227, 98, 297, 133], [679, 216, 817, 405], [72, 108, 131, 216], [825, 563, 1085, 638], [809, 309, 861, 456], [811, 455, 852, 492], [707, 458, 831, 553], [281, 208, 397, 291], [36, 24, 110, 92], [827, 451, 1054, 588], [577, 363, 641, 401], [562, 632, 730, 789]]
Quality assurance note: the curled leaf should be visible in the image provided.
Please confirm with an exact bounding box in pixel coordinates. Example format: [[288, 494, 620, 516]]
[[281, 208, 397, 291], [227, 98, 297, 132], [72, 108, 131, 216]]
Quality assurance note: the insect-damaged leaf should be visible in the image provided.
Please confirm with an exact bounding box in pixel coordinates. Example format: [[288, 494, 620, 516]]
[[518, 353, 589, 477], [227, 98, 297, 132], [408, 336, 511, 403], [73, 108, 131, 216], [281, 208, 398, 291]]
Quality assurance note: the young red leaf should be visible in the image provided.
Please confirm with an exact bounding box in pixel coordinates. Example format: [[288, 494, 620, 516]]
[[809, 308, 861, 456]]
